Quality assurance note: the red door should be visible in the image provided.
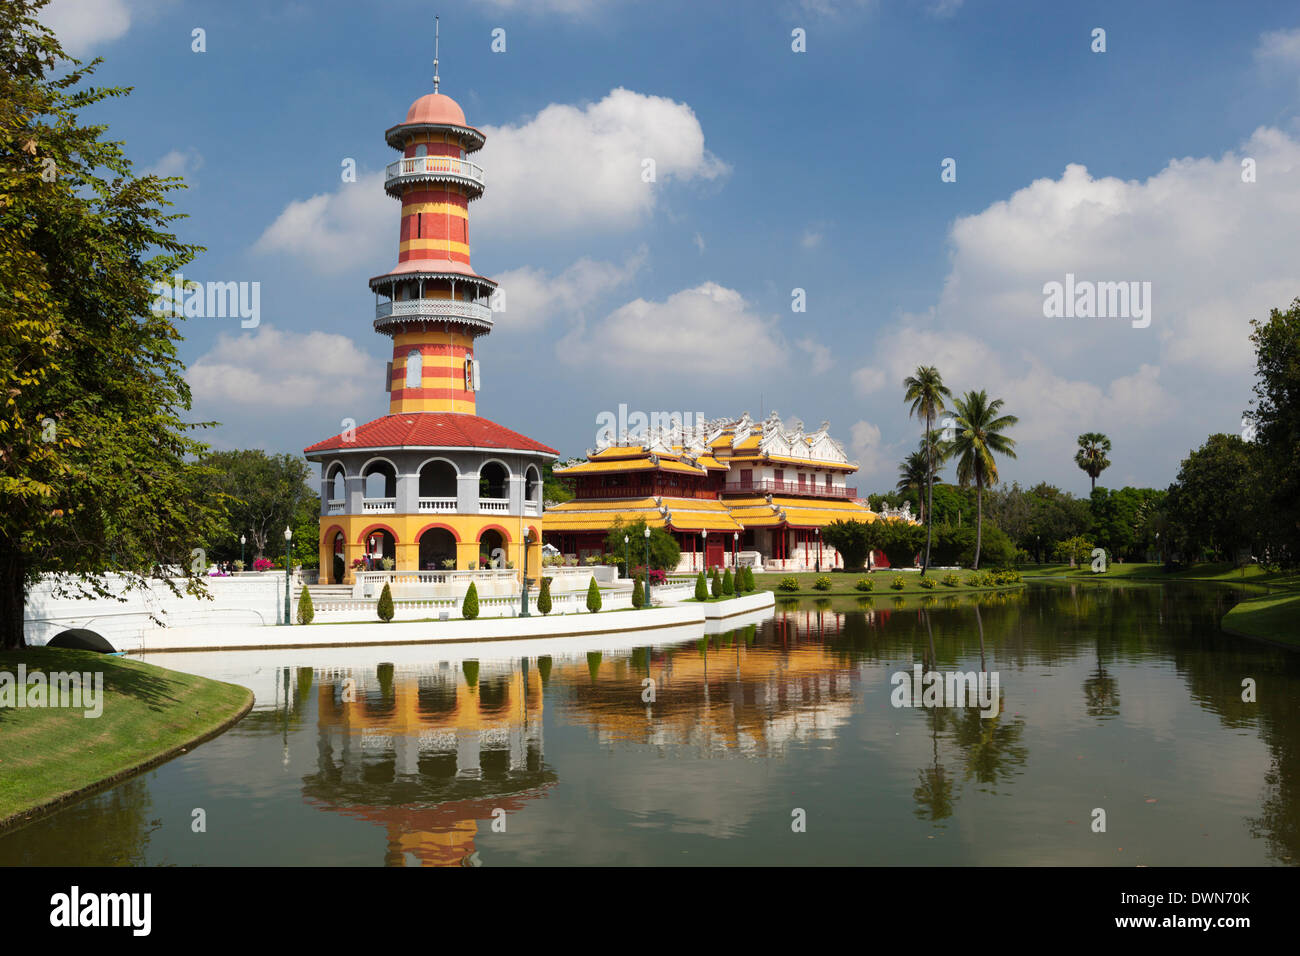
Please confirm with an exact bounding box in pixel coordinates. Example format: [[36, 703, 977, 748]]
[[706, 543, 724, 568]]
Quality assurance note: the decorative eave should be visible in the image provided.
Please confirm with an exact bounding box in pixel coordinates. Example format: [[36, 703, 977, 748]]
[[384, 121, 486, 152]]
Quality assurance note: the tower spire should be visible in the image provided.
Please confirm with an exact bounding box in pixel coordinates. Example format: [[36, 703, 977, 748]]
[[433, 15, 440, 94]]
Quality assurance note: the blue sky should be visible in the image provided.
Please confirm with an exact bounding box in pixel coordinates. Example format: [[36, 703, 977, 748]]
[[42, 0, 1300, 494]]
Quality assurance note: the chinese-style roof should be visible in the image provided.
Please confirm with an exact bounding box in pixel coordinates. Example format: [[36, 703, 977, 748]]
[[304, 413, 558, 457], [555, 456, 704, 477]]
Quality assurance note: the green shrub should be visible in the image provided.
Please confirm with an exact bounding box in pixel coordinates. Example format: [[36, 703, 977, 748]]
[[586, 575, 602, 613], [462, 581, 479, 620], [632, 574, 645, 608], [537, 576, 552, 615], [890, 577, 906, 590], [918, 576, 936, 590], [813, 575, 832, 591], [377, 583, 394, 622], [710, 569, 721, 599], [462, 660, 479, 687], [722, 568, 735, 595], [297, 585, 315, 624], [855, 577, 874, 592], [745, 567, 756, 592], [778, 576, 800, 592], [942, 572, 961, 587], [695, 570, 709, 600]]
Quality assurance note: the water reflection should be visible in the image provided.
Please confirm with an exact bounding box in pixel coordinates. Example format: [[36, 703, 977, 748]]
[[1, 585, 1297, 866]]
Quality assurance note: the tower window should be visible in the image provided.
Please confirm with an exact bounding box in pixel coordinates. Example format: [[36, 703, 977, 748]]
[[405, 350, 422, 389]]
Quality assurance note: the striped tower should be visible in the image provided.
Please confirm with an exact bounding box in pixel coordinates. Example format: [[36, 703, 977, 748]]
[[370, 45, 494, 416]]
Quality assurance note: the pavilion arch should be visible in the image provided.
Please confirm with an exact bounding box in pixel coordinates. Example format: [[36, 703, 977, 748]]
[[417, 456, 460, 499], [524, 464, 542, 503], [360, 456, 398, 499], [324, 461, 347, 502], [476, 524, 512, 544], [356, 523, 400, 546], [417, 523, 460, 571], [478, 458, 511, 499], [321, 524, 347, 584]]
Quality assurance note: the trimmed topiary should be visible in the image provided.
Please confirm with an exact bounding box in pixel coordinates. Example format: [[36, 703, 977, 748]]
[[632, 574, 645, 608], [778, 576, 800, 592], [710, 569, 721, 599], [695, 570, 708, 601], [297, 585, 315, 624], [919, 576, 936, 590], [586, 575, 602, 613], [462, 581, 480, 619], [813, 575, 832, 591], [890, 577, 906, 591], [377, 583, 395, 622], [722, 568, 734, 595], [537, 576, 552, 615], [855, 577, 874, 592]]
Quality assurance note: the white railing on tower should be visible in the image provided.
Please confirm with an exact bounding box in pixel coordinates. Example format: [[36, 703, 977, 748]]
[[375, 299, 493, 325], [362, 497, 396, 513], [326, 499, 345, 515], [418, 497, 457, 513], [385, 155, 485, 188], [478, 497, 509, 513]]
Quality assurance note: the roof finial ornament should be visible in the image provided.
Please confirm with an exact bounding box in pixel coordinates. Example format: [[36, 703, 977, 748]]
[[433, 15, 441, 94]]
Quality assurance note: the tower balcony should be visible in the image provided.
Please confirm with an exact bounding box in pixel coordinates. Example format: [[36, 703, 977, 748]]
[[384, 155, 485, 198], [375, 298, 494, 333]]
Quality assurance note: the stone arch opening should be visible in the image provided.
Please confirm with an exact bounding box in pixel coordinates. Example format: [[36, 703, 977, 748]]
[[419, 459, 458, 498], [419, 526, 458, 571], [479, 460, 508, 500]]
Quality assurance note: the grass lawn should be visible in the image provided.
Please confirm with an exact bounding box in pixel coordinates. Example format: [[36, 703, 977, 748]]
[[0, 647, 253, 829], [753, 568, 1022, 597], [1021, 561, 1300, 590], [1220, 593, 1300, 647]]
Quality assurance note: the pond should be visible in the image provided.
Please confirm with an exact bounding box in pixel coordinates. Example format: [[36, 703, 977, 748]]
[[2, 583, 1296, 866]]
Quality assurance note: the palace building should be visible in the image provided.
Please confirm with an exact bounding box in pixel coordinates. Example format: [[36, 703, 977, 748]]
[[304, 60, 555, 584], [543, 412, 897, 571]]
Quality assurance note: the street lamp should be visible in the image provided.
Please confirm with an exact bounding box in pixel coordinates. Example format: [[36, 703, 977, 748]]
[[700, 529, 707, 572], [521, 527, 532, 617], [282, 525, 293, 626], [240, 534, 246, 571], [815, 527, 821, 573], [624, 534, 630, 581], [733, 531, 739, 572], [643, 525, 651, 608]]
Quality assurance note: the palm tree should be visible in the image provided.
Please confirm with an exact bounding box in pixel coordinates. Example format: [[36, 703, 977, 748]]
[[950, 390, 1018, 570], [896, 452, 930, 522], [903, 367, 952, 576], [1074, 432, 1112, 492]]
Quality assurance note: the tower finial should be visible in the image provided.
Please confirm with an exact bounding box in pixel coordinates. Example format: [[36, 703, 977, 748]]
[[433, 15, 440, 94]]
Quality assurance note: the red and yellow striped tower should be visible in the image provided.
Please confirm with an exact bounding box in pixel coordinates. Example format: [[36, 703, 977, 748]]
[[370, 46, 493, 416]]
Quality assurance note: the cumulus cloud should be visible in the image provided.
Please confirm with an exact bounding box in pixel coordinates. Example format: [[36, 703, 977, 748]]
[[40, 0, 133, 56], [475, 88, 728, 236], [187, 324, 374, 410], [251, 170, 389, 271], [558, 282, 784, 376], [492, 247, 646, 331], [1255, 27, 1300, 69], [145, 148, 203, 179], [796, 337, 833, 373]]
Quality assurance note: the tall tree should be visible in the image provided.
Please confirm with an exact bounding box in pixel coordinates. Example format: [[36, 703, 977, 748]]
[[201, 450, 312, 560], [0, 1, 217, 649], [895, 451, 930, 522], [1074, 432, 1112, 492], [903, 367, 951, 576], [950, 391, 1018, 569], [1246, 298, 1300, 567]]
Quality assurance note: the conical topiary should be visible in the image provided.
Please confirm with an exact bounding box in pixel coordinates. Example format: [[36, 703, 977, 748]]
[[462, 580, 479, 620], [377, 582, 394, 622], [632, 574, 644, 608], [297, 585, 315, 624], [710, 569, 721, 599], [722, 567, 734, 595], [537, 576, 552, 615], [694, 570, 708, 601], [746, 566, 756, 592], [586, 575, 602, 613]]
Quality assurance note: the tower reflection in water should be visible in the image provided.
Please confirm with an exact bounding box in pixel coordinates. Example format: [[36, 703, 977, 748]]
[[293, 610, 867, 865]]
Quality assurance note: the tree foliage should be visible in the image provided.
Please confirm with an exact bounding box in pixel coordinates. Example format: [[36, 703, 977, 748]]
[[604, 518, 680, 572], [0, 1, 217, 648]]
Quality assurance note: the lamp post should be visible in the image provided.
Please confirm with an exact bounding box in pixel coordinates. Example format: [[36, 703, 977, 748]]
[[815, 527, 821, 573], [240, 534, 246, 571], [624, 534, 630, 581], [282, 525, 293, 626], [643, 525, 651, 608], [733, 531, 739, 572], [521, 528, 531, 617]]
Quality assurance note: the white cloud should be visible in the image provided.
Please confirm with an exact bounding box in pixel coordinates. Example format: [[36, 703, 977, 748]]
[[145, 148, 203, 179], [1255, 27, 1300, 68], [693, 232, 706, 254], [475, 0, 611, 13], [40, 0, 133, 56], [800, 228, 823, 249], [251, 170, 389, 271], [848, 420, 893, 480], [796, 337, 833, 373], [476, 88, 728, 237], [492, 247, 645, 331], [187, 324, 374, 410], [558, 282, 784, 377]]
